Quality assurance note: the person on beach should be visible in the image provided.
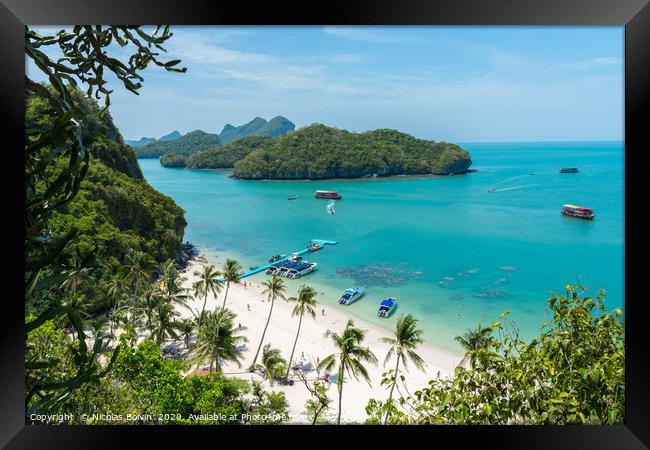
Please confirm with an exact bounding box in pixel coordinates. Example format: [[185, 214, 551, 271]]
[[247, 304, 250, 311], [322, 308, 325, 316]]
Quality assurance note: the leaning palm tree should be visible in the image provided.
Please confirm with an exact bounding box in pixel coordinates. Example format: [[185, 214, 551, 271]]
[[285, 285, 318, 378], [318, 320, 378, 425], [454, 322, 495, 368], [380, 314, 426, 424], [250, 275, 286, 369], [254, 344, 286, 386], [192, 264, 222, 326], [220, 259, 242, 310], [192, 308, 248, 374], [124, 249, 156, 325]]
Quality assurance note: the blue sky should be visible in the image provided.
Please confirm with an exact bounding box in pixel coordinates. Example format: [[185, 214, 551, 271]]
[[28, 26, 623, 142]]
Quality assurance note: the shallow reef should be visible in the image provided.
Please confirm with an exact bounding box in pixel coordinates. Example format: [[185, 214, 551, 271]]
[[336, 263, 423, 288]]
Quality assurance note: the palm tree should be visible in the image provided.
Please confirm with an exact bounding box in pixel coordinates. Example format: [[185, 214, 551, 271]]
[[149, 300, 180, 347], [178, 317, 196, 350], [106, 271, 130, 336], [250, 275, 286, 369], [220, 259, 242, 310], [285, 285, 317, 378], [192, 308, 248, 374], [60, 253, 93, 296], [254, 344, 286, 386], [454, 323, 495, 368], [124, 249, 156, 325], [380, 314, 425, 424], [318, 320, 378, 425], [159, 259, 186, 295], [192, 264, 222, 325]]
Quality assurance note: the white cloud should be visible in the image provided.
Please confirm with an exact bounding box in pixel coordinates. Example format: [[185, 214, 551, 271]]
[[552, 57, 622, 71]]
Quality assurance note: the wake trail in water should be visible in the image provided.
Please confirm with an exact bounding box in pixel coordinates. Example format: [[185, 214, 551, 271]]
[[495, 174, 530, 186], [494, 184, 540, 192]]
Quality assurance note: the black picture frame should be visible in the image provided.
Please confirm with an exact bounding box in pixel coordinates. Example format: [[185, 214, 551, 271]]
[[4, 0, 649, 448]]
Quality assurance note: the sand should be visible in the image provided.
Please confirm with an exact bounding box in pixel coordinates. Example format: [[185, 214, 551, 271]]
[[178, 257, 462, 424]]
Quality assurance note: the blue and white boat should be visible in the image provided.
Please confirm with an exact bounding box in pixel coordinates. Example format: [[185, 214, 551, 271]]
[[377, 298, 397, 318], [337, 287, 365, 305]]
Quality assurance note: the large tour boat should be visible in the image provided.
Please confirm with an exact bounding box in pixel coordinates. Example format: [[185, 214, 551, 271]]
[[315, 190, 342, 200], [561, 204, 595, 220]]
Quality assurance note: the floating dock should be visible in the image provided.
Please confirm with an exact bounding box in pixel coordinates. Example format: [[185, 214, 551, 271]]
[[219, 239, 337, 281]]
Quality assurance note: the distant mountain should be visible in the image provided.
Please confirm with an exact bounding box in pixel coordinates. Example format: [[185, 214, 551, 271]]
[[125, 136, 157, 147], [159, 130, 181, 142], [135, 130, 220, 158], [218, 116, 295, 144], [126, 130, 181, 147]]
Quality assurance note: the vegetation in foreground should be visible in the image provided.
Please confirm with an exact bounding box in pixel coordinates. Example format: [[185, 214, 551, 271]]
[[366, 286, 624, 425]]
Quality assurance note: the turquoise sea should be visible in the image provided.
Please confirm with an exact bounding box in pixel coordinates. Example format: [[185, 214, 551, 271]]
[[138, 141, 624, 353]]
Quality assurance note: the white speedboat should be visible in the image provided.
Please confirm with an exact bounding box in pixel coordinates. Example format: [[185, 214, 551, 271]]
[[337, 287, 365, 305]]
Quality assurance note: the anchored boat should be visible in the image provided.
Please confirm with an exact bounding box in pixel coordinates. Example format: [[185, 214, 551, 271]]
[[315, 190, 342, 200], [562, 204, 595, 220], [377, 298, 397, 318], [559, 167, 579, 173], [337, 287, 365, 305]]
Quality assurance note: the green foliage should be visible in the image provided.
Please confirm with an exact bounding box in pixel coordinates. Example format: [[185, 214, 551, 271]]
[[247, 381, 290, 424], [24, 24, 186, 418], [135, 130, 220, 158], [66, 336, 270, 424], [232, 124, 472, 179], [160, 153, 188, 168], [192, 309, 248, 374], [366, 286, 625, 425], [179, 135, 274, 169]]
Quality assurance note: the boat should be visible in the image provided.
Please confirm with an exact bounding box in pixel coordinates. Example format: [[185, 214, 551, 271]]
[[327, 200, 336, 215], [268, 254, 286, 263], [288, 194, 298, 200], [337, 287, 365, 305], [561, 204, 595, 220], [559, 167, 579, 173], [286, 262, 317, 279], [315, 190, 342, 200], [377, 297, 397, 318], [487, 188, 496, 193], [266, 255, 302, 275]]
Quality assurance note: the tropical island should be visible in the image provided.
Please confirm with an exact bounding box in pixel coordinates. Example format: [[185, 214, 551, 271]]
[[159, 124, 473, 179], [24, 25, 624, 428]]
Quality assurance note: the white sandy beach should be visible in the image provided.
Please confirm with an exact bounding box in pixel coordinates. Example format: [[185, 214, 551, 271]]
[[178, 256, 462, 424]]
